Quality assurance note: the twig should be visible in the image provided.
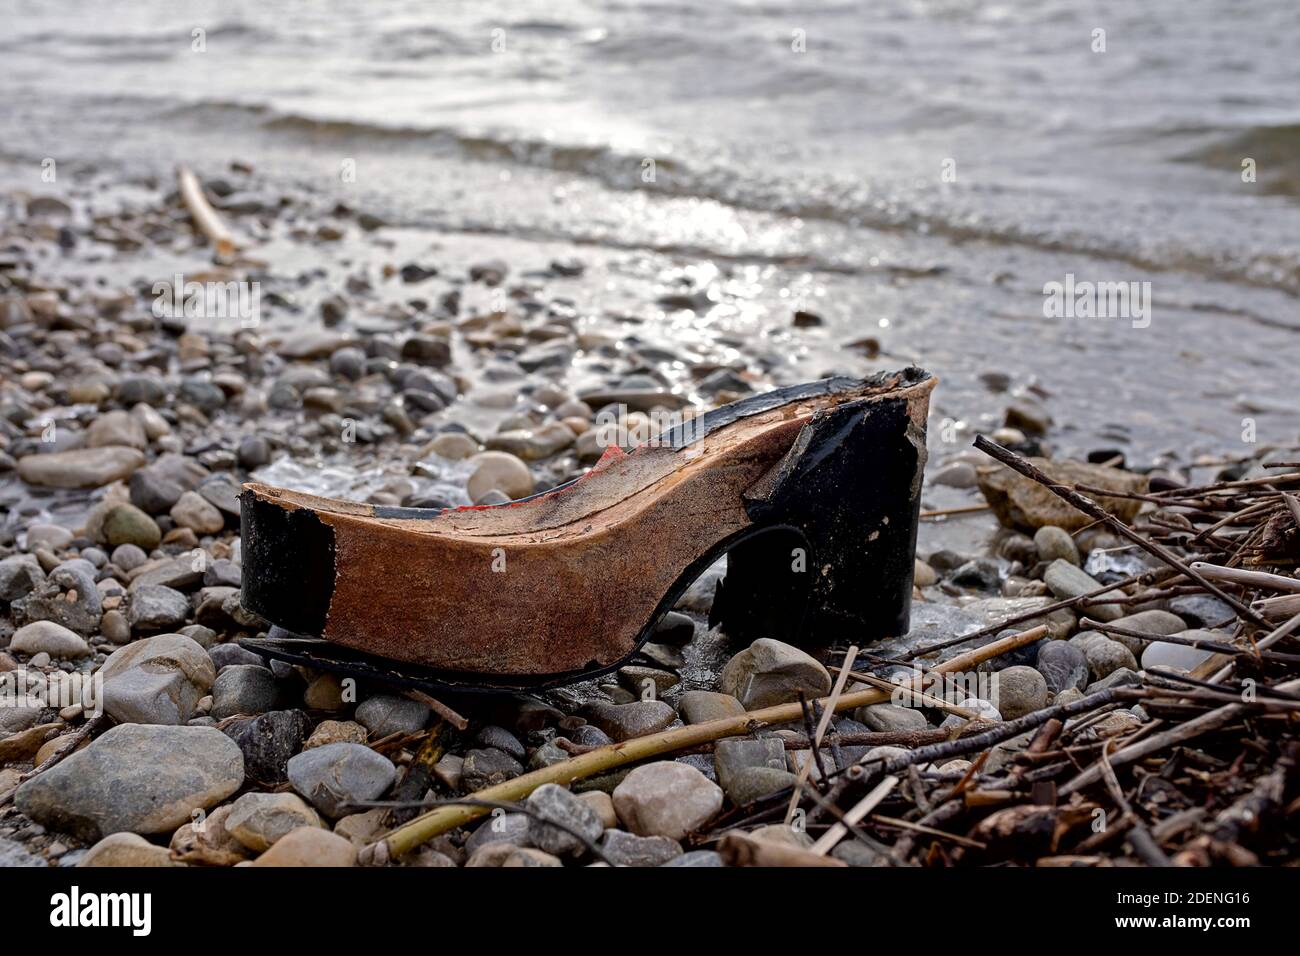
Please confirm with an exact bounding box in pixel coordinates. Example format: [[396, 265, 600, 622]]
[[177, 165, 238, 260], [973, 435, 1269, 627], [1061, 676, 1300, 795], [809, 775, 898, 856]]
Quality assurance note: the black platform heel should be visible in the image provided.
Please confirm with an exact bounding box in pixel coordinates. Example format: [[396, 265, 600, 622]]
[[710, 393, 927, 646]]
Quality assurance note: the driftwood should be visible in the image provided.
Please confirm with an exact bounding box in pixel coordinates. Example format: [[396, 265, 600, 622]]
[[177, 165, 237, 260], [717, 831, 847, 867]]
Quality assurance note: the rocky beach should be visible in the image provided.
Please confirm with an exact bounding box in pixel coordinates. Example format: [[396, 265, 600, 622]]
[[2, 165, 1298, 870], [2, 1, 1299, 880]]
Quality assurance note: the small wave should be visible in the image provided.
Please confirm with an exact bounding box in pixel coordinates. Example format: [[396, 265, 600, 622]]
[[1177, 123, 1300, 197]]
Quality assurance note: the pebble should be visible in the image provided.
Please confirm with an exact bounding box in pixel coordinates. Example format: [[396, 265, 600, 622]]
[[601, 829, 683, 867], [222, 709, 312, 785], [714, 737, 787, 805], [97, 632, 216, 725], [460, 747, 524, 791], [0, 555, 45, 602], [718, 638, 831, 708], [940, 698, 1002, 730], [303, 673, 347, 710], [17, 446, 145, 489], [930, 461, 979, 488], [127, 584, 190, 632], [1033, 526, 1079, 566], [287, 742, 397, 818], [26, 523, 73, 550], [652, 610, 696, 645], [913, 559, 938, 587], [171, 490, 226, 534], [581, 700, 677, 741], [15, 724, 244, 840], [475, 725, 526, 761], [486, 422, 575, 460], [1043, 560, 1125, 621], [855, 703, 928, 733], [1140, 631, 1219, 672], [661, 850, 723, 867], [612, 762, 723, 841], [210, 664, 280, 719], [579, 791, 618, 829], [86, 410, 147, 450], [226, 792, 323, 852], [109, 542, 149, 571], [992, 665, 1048, 719], [167, 803, 249, 866], [210, 642, 266, 669], [1036, 641, 1090, 694], [333, 808, 391, 846], [1094, 609, 1187, 656], [526, 783, 604, 856], [1166, 594, 1235, 629], [249, 827, 357, 867], [618, 665, 679, 696], [355, 694, 430, 737], [466, 450, 534, 501], [237, 435, 272, 469], [427, 431, 478, 460], [304, 719, 369, 750], [13, 563, 102, 634], [465, 812, 531, 855], [79, 832, 181, 867], [949, 558, 1002, 590], [502, 847, 564, 867], [1075, 635, 1138, 681], [9, 620, 92, 659], [1087, 667, 1141, 693], [678, 690, 746, 724]]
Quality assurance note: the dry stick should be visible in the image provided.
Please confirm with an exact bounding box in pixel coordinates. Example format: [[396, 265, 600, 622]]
[[1205, 609, 1300, 686], [1078, 618, 1256, 657], [177, 165, 237, 260], [827, 666, 980, 720], [870, 814, 987, 850], [0, 714, 107, 808], [355, 796, 615, 865], [1188, 562, 1300, 595], [1284, 492, 1300, 529], [366, 625, 1050, 862], [1060, 675, 1300, 796], [1098, 742, 1171, 867], [794, 778, 901, 863], [1151, 471, 1300, 498], [717, 831, 847, 867], [871, 688, 1121, 779], [785, 646, 858, 825], [920, 504, 991, 519], [902, 574, 1150, 660], [403, 689, 469, 732], [809, 775, 899, 856], [973, 436, 1268, 628]]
